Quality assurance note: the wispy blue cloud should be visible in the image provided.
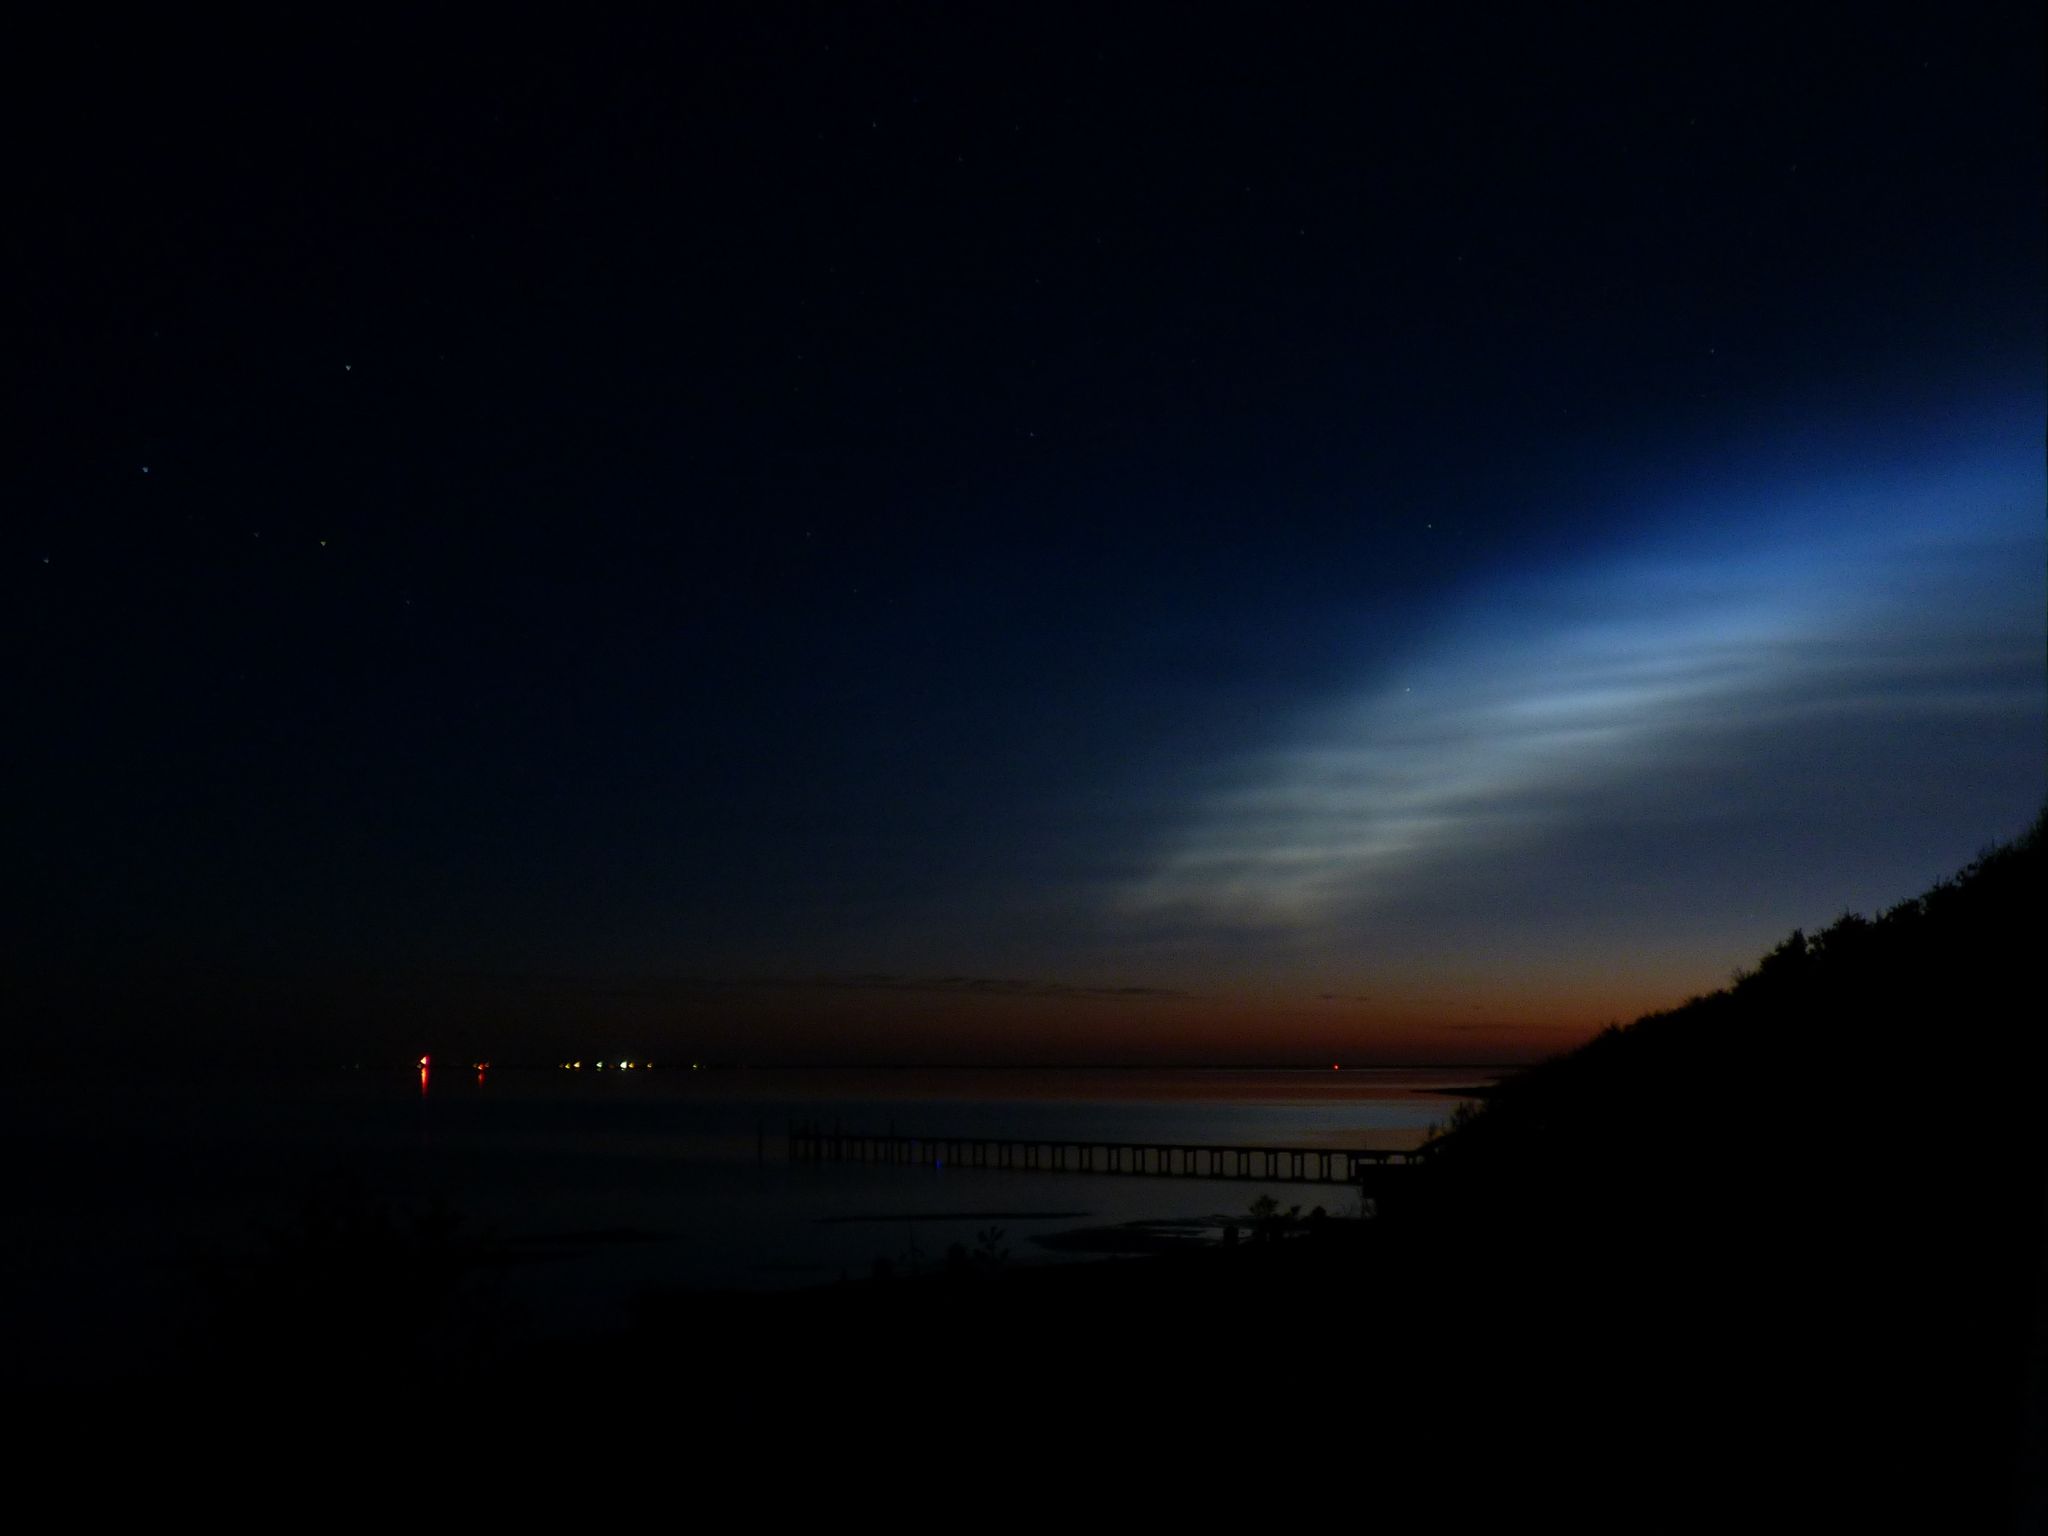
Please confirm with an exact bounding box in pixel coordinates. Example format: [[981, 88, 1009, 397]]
[[1114, 430, 2043, 952]]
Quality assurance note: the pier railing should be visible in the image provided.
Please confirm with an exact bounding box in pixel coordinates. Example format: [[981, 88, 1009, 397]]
[[788, 1121, 1430, 1184]]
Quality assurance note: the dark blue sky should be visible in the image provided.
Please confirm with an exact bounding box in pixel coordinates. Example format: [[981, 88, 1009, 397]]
[[7, 7, 2042, 1064]]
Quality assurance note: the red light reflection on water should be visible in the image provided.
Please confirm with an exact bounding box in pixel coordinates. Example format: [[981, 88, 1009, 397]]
[[419, 1064, 429, 1097]]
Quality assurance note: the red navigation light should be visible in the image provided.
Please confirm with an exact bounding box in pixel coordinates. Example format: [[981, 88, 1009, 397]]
[[1332, 1063, 1341, 1070], [419, 1055, 432, 1068]]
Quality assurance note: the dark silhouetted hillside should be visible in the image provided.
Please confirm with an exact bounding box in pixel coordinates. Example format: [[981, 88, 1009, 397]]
[[1427, 810, 2042, 1182], [1417, 810, 2045, 1522]]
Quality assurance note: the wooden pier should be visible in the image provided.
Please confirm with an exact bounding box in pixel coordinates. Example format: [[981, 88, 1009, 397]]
[[788, 1121, 1429, 1184]]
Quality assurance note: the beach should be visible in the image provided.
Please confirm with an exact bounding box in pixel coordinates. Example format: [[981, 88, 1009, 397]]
[[0, 1064, 1485, 1387]]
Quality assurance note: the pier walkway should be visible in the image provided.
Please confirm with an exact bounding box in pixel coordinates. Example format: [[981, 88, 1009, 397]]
[[788, 1121, 1429, 1184]]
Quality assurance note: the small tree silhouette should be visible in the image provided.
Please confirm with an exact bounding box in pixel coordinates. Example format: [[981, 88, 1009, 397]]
[[1246, 1194, 1302, 1243]]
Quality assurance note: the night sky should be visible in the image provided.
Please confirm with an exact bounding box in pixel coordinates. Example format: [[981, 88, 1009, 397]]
[[8, 9, 2042, 1066]]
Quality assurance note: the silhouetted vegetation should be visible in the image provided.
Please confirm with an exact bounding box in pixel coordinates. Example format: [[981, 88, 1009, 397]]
[[187, 1177, 514, 1393], [1410, 808, 2044, 1524], [1422, 809, 2042, 1180]]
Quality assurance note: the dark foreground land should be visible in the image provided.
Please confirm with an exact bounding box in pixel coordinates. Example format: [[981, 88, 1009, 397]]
[[48, 822, 2047, 1521], [126, 1162, 2034, 1518]]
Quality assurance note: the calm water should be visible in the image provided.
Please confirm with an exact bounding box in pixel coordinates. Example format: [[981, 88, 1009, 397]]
[[0, 1066, 1488, 1383]]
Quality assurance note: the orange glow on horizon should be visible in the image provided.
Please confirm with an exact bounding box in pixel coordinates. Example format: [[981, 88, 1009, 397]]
[[585, 964, 1677, 1068]]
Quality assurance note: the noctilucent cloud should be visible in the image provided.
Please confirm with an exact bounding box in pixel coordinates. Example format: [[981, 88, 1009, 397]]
[[1104, 403, 2043, 1011]]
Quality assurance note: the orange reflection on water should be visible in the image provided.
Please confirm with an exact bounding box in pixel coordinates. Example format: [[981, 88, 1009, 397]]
[[419, 1064, 429, 1097]]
